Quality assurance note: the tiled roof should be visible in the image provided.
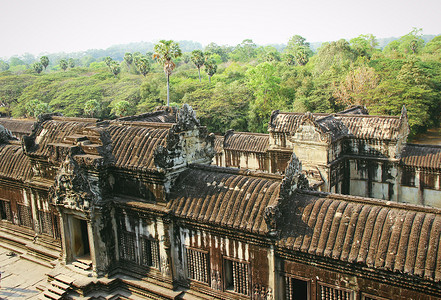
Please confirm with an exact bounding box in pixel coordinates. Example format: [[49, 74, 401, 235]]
[[313, 115, 348, 142], [0, 144, 32, 182], [270, 112, 348, 142], [223, 131, 269, 153], [31, 119, 93, 157], [0, 118, 35, 137], [400, 144, 441, 169], [270, 111, 404, 141], [278, 191, 441, 281], [167, 165, 281, 235], [27, 117, 171, 171], [116, 107, 177, 123], [337, 105, 369, 115], [107, 124, 169, 170], [269, 112, 327, 133], [336, 115, 402, 140], [214, 135, 223, 154]]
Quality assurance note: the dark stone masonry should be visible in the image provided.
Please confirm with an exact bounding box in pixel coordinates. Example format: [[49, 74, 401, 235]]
[[0, 104, 440, 299]]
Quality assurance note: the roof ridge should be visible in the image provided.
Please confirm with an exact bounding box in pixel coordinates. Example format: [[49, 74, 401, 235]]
[[109, 121, 174, 128], [276, 112, 330, 116], [405, 143, 441, 149], [227, 131, 269, 137], [51, 116, 99, 123], [189, 163, 283, 181], [297, 189, 441, 214], [336, 114, 400, 119]]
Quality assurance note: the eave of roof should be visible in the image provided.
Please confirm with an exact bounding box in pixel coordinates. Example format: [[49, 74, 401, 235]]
[[277, 190, 441, 282], [167, 165, 282, 235]]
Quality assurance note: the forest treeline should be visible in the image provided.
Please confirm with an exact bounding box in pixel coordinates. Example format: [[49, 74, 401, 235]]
[[0, 29, 440, 136]]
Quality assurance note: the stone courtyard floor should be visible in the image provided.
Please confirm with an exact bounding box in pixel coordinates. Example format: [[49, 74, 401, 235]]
[[0, 245, 50, 299]]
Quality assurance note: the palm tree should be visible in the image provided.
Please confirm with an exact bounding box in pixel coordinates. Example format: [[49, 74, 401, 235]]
[[135, 56, 151, 77], [40, 56, 49, 70], [32, 62, 43, 74], [109, 61, 121, 77], [124, 52, 133, 71], [153, 40, 182, 106], [204, 57, 217, 84], [191, 50, 205, 82], [59, 59, 68, 71], [104, 57, 113, 69]]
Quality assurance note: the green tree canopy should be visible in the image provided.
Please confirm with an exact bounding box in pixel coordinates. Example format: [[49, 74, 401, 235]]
[[259, 46, 281, 63], [9, 57, 25, 67], [350, 34, 378, 59], [246, 62, 283, 132], [111, 100, 132, 117], [25, 99, 52, 118], [230, 39, 257, 62], [423, 35, 441, 60], [312, 39, 356, 74], [204, 43, 231, 62], [384, 28, 425, 56], [0, 60, 9, 72], [84, 99, 101, 118], [285, 35, 313, 66], [369, 58, 438, 134], [124, 52, 133, 66]]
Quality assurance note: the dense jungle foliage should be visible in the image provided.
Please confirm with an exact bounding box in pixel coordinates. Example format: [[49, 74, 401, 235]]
[[1, 29, 440, 136]]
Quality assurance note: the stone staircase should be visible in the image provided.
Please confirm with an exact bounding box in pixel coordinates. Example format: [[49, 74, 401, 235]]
[[72, 257, 93, 271], [38, 274, 73, 300]]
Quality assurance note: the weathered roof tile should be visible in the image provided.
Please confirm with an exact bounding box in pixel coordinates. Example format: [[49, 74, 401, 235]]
[[337, 115, 402, 140], [0, 118, 35, 138], [31, 120, 93, 157], [223, 131, 269, 153], [116, 106, 177, 123], [401, 144, 441, 169], [107, 124, 169, 170], [278, 191, 441, 281], [167, 165, 281, 235], [269, 111, 404, 141], [0, 144, 32, 182]]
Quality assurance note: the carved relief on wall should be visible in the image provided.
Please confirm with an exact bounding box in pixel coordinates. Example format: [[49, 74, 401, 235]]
[[211, 269, 222, 290], [161, 255, 171, 276], [264, 205, 280, 236], [50, 155, 95, 211], [293, 124, 323, 143], [176, 103, 200, 131], [291, 113, 331, 144], [253, 284, 273, 300]]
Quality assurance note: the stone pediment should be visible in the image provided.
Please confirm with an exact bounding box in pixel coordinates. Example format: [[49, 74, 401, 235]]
[[291, 112, 331, 144], [290, 112, 349, 144]]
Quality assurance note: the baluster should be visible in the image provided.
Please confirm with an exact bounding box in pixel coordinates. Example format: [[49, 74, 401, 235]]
[[233, 261, 238, 293]]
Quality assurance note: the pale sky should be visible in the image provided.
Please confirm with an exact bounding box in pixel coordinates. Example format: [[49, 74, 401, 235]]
[[0, 0, 440, 58]]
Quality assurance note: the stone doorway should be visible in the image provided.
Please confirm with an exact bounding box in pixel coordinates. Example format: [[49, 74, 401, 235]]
[[71, 218, 91, 259]]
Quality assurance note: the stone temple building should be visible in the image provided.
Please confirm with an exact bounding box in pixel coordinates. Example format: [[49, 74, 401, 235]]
[[214, 106, 441, 208], [0, 105, 441, 299]]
